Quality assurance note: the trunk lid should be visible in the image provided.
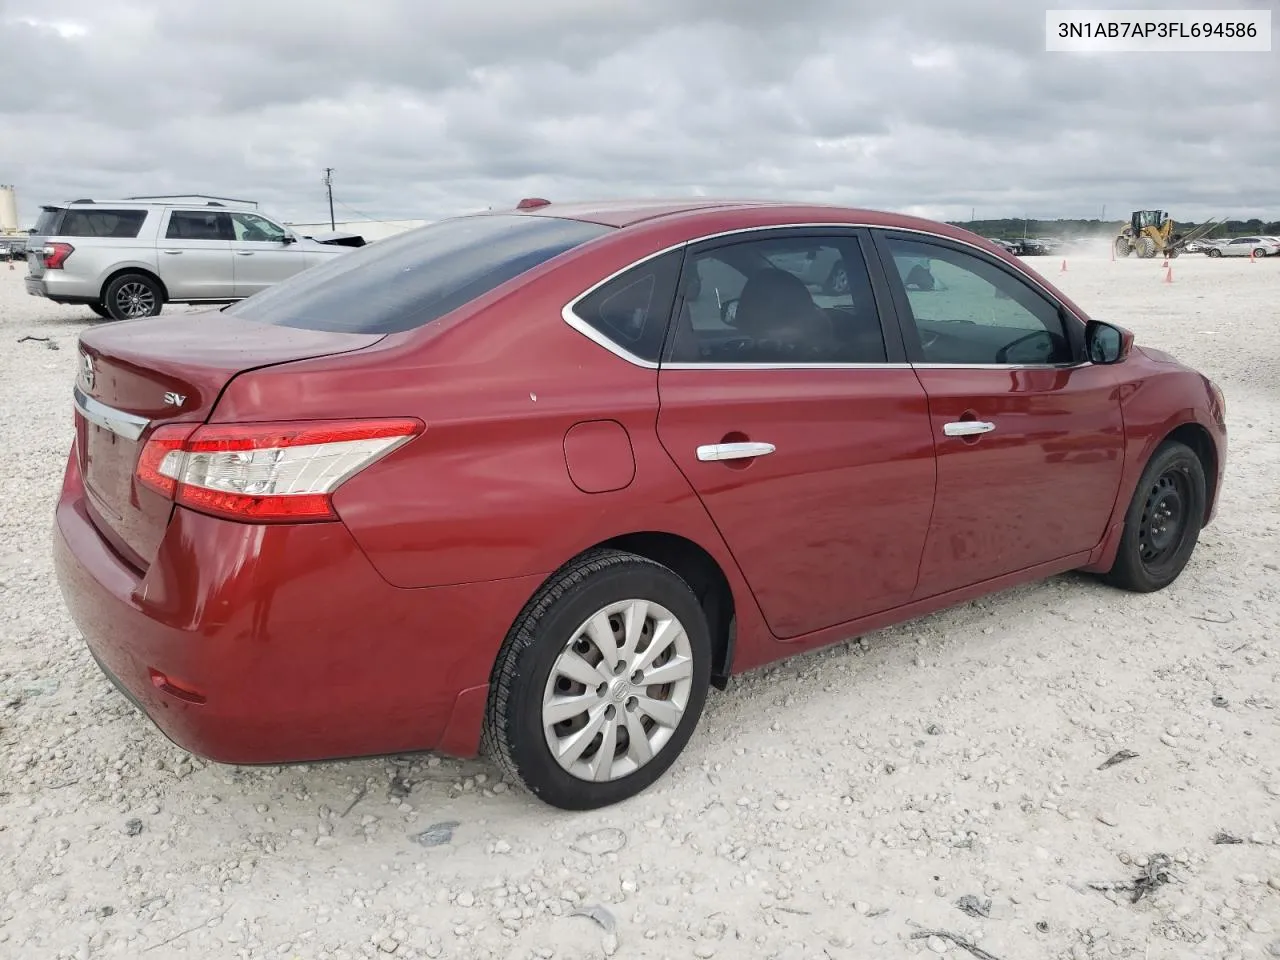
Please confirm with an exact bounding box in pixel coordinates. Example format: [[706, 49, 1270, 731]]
[[74, 310, 384, 569]]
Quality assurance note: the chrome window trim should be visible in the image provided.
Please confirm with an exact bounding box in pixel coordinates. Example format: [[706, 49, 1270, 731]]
[[73, 385, 150, 441], [560, 221, 1088, 371]]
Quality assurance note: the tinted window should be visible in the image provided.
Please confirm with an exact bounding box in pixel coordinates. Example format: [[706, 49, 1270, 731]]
[[230, 212, 289, 241], [34, 209, 64, 235], [884, 237, 1072, 365], [666, 234, 887, 364], [55, 209, 147, 238], [166, 211, 232, 241], [571, 250, 682, 362], [227, 214, 612, 334]]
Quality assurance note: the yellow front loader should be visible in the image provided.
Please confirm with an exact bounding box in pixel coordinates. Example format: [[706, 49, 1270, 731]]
[[1114, 210, 1179, 259], [1114, 211, 1224, 259]]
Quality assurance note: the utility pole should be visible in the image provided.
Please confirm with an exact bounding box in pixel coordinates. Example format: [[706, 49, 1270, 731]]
[[322, 168, 335, 230]]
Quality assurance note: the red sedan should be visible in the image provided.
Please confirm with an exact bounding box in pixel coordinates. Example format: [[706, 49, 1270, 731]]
[[53, 199, 1227, 810]]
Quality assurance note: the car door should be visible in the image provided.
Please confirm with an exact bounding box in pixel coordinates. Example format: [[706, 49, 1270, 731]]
[[228, 212, 311, 298], [157, 210, 235, 300], [655, 228, 936, 640], [870, 230, 1125, 599]]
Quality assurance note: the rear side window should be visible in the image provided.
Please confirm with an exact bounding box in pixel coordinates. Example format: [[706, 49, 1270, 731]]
[[52, 208, 147, 238], [569, 250, 682, 363], [226, 214, 613, 334], [167, 211, 232, 240]]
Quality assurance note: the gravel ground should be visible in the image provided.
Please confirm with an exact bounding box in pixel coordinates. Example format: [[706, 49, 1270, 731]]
[[1, 251, 1278, 960]]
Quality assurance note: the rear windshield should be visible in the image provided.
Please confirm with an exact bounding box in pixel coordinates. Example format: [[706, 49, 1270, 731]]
[[225, 214, 614, 334], [38, 207, 147, 238]]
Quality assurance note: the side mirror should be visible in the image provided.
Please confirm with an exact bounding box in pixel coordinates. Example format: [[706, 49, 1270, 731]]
[[721, 298, 739, 325], [281, 234, 297, 245], [1085, 319, 1133, 364]]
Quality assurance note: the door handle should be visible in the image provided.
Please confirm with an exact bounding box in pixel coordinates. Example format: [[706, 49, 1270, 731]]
[[697, 441, 776, 462], [161, 250, 183, 255], [943, 421, 995, 437], [235, 251, 255, 256]]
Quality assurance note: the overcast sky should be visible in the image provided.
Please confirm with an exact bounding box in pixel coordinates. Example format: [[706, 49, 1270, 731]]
[[1, 0, 1276, 227]]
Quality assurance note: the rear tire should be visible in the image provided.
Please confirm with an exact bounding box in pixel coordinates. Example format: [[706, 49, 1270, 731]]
[[1207, 248, 1222, 258], [484, 549, 712, 810], [1136, 236, 1157, 258], [1103, 441, 1206, 593], [1114, 237, 1132, 258], [1253, 248, 1268, 259], [103, 273, 164, 321]]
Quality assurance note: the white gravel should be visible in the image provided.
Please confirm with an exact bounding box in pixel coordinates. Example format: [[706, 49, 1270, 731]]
[[1, 251, 1278, 960]]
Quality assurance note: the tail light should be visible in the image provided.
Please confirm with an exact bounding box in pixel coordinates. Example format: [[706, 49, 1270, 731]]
[[136, 418, 423, 522], [43, 242, 74, 269]]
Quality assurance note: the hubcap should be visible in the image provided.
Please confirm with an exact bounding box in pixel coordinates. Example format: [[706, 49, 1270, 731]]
[[542, 599, 694, 783], [115, 282, 155, 318], [1138, 470, 1188, 567]]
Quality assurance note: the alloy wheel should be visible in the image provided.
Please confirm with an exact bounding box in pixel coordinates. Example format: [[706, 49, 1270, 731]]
[[114, 281, 157, 319]]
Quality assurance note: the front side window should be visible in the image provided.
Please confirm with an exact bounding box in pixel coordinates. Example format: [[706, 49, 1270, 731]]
[[166, 211, 231, 241], [666, 234, 887, 364], [883, 236, 1073, 366], [226, 214, 612, 334], [230, 212, 289, 242]]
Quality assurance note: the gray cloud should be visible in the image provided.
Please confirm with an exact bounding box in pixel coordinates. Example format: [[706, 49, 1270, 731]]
[[1, 0, 1275, 227]]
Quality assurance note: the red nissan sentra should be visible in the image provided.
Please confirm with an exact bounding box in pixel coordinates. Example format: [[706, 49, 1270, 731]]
[[53, 199, 1227, 809]]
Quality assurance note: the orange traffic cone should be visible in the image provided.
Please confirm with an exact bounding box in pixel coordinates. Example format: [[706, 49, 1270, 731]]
[[1161, 257, 1169, 267], [1163, 265, 1174, 283], [1060, 258, 1067, 272], [1249, 249, 1256, 263]]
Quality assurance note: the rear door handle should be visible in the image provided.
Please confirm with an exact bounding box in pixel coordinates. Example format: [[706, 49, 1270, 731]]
[[161, 250, 183, 255], [697, 441, 776, 462], [943, 421, 995, 437], [235, 251, 255, 256]]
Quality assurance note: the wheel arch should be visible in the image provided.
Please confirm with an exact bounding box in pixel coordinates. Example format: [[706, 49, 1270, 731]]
[[1159, 421, 1219, 525], [589, 531, 738, 689], [100, 266, 169, 304]]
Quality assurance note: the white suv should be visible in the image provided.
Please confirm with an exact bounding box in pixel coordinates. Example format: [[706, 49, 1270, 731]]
[[25, 197, 356, 320]]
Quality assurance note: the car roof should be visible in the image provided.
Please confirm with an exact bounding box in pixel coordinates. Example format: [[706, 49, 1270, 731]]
[[509, 198, 980, 238]]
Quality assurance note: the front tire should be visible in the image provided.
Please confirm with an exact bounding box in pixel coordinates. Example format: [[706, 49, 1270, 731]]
[[1207, 248, 1222, 258], [103, 273, 164, 321], [484, 549, 712, 810], [1103, 441, 1206, 593]]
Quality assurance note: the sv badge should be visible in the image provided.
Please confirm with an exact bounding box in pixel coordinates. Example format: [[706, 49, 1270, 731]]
[[163, 392, 187, 407]]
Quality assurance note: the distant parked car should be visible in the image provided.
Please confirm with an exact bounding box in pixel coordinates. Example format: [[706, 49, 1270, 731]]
[[1206, 237, 1280, 258], [54, 198, 1228, 810], [25, 198, 354, 320]]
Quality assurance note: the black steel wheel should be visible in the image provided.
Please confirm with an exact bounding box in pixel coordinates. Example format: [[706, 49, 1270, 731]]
[[1103, 441, 1206, 592]]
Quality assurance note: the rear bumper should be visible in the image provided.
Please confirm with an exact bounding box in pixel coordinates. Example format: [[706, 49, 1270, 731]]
[[52, 451, 543, 764], [26, 273, 98, 304]]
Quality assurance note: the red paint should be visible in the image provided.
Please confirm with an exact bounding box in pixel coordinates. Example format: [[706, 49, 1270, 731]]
[[656, 368, 935, 638], [563, 420, 636, 493], [910, 364, 1125, 597], [55, 200, 1227, 765]]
